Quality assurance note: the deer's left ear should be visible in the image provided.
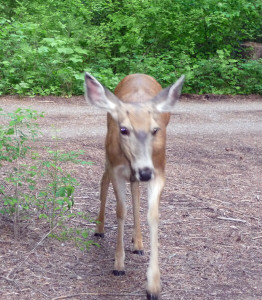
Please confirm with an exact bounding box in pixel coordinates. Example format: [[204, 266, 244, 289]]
[[153, 75, 185, 112], [84, 72, 120, 113]]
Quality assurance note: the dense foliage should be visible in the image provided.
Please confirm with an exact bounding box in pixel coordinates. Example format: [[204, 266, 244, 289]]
[[0, 0, 262, 95]]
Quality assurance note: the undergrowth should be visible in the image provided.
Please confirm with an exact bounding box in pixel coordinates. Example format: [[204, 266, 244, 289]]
[[0, 107, 98, 250]]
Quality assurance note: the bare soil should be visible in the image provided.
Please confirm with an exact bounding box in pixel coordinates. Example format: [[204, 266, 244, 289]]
[[0, 95, 262, 300]]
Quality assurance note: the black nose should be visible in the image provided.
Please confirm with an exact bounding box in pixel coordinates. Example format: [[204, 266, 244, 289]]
[[139, 168, 153, 182]]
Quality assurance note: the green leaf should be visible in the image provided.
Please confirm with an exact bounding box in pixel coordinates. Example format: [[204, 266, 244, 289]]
[[66, 186, 74, 197], [57, 47, 74, 54], [81, 231, 89, 239], [6, 128, 14, 135], [56, 187, 66, 197], [29, 185, 35, 191], [74, 47, 89, 55], [69, 56, 83, 64], [39, 214, 48, 219], [38, 46, 49, 54]]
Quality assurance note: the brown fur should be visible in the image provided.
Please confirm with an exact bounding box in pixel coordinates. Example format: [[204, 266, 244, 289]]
[[84, 72, 185, 299]]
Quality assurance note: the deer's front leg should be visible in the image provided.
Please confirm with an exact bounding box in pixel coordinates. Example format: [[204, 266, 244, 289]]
[[146, 174, 165, 300], [111, 168, 127, 276], [131, 181, 144, 255]]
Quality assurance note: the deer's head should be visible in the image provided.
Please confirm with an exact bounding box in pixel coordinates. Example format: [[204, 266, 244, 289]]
[[84, 73, 185, 181]]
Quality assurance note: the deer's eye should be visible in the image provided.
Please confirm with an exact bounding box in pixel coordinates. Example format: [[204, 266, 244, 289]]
[[152, 127, 160, 136], [120, 127, 130, 136]]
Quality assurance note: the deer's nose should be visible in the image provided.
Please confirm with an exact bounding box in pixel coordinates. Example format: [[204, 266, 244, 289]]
[[138, 167, 153, 182]]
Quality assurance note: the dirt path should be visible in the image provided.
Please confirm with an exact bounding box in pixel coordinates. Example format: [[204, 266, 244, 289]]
[[0, 95, 262, 300], [1, 96, 262, 137]]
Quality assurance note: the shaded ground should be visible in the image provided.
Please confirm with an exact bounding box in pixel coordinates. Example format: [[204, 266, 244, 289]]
[[0, 95, 262, 300]]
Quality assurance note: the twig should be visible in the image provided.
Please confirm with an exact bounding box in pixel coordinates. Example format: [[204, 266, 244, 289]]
[[1, 275, 17, 285], [253, 236, 262, 240], [6, 224, 59, 279], [217, 216, 247, 223], [52, 292, 145, 300], [1, 275, 50, 298]]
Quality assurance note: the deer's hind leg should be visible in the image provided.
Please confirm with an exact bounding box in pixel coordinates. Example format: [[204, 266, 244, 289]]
[[95, 168, 110, 237]]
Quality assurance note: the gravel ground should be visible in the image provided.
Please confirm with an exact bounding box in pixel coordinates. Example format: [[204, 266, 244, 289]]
[[0, 95, 262, 300]]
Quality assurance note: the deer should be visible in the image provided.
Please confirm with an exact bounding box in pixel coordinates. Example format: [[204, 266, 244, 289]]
[[84, 72, 185, 300]]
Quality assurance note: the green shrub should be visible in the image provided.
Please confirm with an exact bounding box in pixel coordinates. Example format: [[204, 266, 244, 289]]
[[0, 0, 261, 95], [0, 108, 95, 248]]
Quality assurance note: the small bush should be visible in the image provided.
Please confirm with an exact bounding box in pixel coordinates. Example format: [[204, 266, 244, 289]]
[[0, 108, 95, 249]]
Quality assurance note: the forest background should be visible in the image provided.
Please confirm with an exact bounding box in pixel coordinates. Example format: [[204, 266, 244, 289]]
[[0, 0, 262, 96]]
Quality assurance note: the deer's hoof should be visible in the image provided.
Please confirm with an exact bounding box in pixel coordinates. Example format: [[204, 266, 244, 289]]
[[112, 270, 125, 276], [94, 232, 104, 238], [146, 291, 159, 300], [133, 249, 144, 255]]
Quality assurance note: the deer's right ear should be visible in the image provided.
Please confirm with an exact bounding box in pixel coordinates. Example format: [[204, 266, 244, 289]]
[[84, 72, 119, 114]]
